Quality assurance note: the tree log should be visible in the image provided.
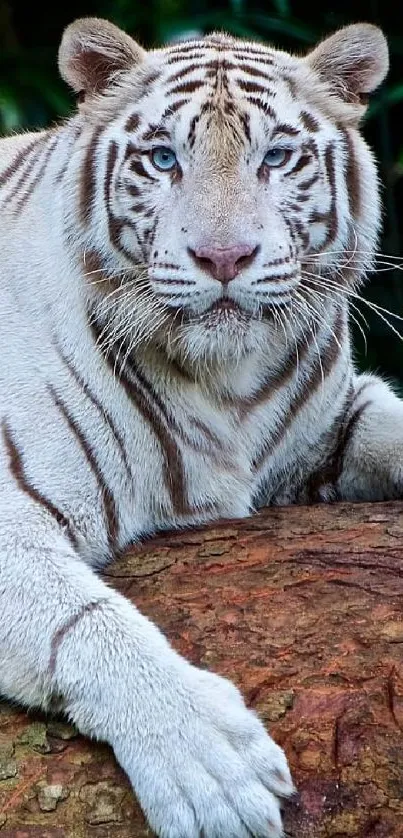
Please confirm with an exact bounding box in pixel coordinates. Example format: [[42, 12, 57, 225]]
[[1, 501, 403, 837]]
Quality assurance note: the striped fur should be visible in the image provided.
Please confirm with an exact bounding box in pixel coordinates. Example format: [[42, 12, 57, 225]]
[[0, 18, 400, 838]]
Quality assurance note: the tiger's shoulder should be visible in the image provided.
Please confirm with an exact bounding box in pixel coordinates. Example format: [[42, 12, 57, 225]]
[[0, 130, 49, 170]]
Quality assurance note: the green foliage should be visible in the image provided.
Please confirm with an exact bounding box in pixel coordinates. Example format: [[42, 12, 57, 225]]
[[0, 51, 71, 130], [0, 0, 402, 384]]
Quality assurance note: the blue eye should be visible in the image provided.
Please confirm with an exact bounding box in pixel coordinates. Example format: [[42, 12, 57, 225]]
[[151, 147, 177, 171], [263, 148, 289, 168]]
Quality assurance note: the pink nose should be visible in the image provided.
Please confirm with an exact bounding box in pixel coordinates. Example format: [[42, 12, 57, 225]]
[[188, 244, 258, 283]]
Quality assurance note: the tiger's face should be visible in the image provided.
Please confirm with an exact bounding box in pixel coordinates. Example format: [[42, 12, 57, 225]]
[[60, 20, 388, 362]]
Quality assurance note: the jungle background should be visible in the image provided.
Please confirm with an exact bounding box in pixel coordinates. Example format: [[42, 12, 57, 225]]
[[1, 0, 403, 386]]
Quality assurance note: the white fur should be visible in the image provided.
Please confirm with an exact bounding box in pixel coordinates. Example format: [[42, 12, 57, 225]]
[[0, 18, 399, 838]]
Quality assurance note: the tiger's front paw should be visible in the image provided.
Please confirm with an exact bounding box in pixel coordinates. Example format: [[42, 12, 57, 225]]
[[337, 376, 403, 502], [115, 665, 294, 837], [338, 438, 403, 501]]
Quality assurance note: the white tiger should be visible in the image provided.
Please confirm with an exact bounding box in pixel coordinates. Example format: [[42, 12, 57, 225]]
[[0, 15, 399, 837]]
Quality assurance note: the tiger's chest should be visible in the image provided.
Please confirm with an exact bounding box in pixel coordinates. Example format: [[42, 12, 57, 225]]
[[0, 316, 345, 561], [113, 384, 329, 546], [115, 399, 256, 545]]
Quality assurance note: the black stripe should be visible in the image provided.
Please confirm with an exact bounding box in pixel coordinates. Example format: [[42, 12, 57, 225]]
[[3, 142, 46, 208], [293, 218, 310, 249], [55, 125, 82, 184], [299, 111, 320, 133], [253, 309, 344, 470], [89, 318, 198, 516], [246, 97, 276, 116], [236, 326, 313, 417], [125, 113, 140, 133], [105, 140, 122, 253], [309, 143, 338, 247], [237, 79, 270, 95], [272, 123, 300, 138], [80, 126, 104, 225], [49, 599, 108, 676], [167, 44, 206, 57], [0, 136, 45, 189], [166, 63, 204, 83], [340, 127, 361, 219], [281, 74, 298, 97], [55, 341, 134, 485], [141, 126, 170, 143], [237, 64, 274, 82], [48, 385, 118, 549], [298, 174, 319, 190], [253, 272, 298, 285], [161, 99, 191, 118], [129, 156, 157, 181], [2, 421, 78, 549], [304, 385, 369, 500], [108, 349, 191, 517], [12, 137, 59, 216], [166, 52, 206, 65], [104, 141, 146, 262], [233, 47, 274, 59], [168, 80, 206, 95], [285, 154, 312, 178], [240, 112, 251, 143]]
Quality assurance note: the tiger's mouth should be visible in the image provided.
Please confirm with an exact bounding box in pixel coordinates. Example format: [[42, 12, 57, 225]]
[[160, 285, 291, 332], [207, 299, 242, 315], [191, 297, 252, 326], [199, 299, 250, 327], [168, 294, 283, 329], [163, 298, 250, 333]]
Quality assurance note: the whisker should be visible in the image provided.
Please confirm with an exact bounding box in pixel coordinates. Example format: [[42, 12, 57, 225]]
[[303, 259, 403, 274], [301, 274, 368, 353], [305, 249, 403, 264], [295, 286, 344, 354], [292, 293, 326, 400], [306, 272, 403, 323], [300, 269, 403, 345], [88, 283, 168, 363]]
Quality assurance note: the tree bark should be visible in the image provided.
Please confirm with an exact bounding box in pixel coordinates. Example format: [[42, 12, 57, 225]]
[[1, 500, 403, 837]]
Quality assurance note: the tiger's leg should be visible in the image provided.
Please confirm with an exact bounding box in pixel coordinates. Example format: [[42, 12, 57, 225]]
[[337, 373, 403, 501], [0, 497, 293, 838]]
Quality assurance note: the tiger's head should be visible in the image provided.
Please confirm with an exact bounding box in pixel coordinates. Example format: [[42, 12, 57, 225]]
[[59, 18, 389, 364]]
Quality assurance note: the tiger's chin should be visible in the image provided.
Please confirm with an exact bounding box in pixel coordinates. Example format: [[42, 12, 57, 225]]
[[164, 303, 273, 366]]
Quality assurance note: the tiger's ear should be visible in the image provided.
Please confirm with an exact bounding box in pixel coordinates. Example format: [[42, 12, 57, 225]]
[[58, 17, 146, 96], [305, 24, 389, 105]]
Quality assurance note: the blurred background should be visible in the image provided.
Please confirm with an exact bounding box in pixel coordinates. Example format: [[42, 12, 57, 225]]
[[1, 0, 402, 386]]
